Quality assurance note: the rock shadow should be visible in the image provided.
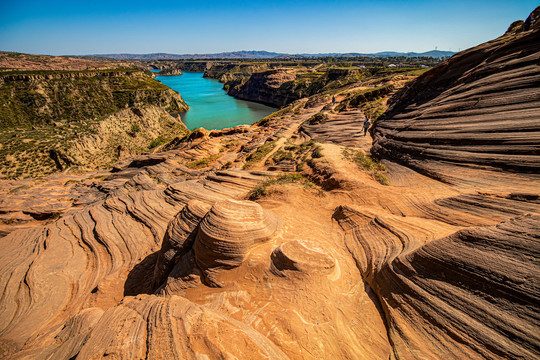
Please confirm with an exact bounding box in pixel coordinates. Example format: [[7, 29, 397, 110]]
[[124, 251, 160, 296]]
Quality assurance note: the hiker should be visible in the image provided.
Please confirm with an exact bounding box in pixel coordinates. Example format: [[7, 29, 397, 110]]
[[363, 118, 371, 136], [332, 96, 336, 105]]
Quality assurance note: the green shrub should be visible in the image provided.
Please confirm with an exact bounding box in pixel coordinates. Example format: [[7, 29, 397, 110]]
[[129, 123, 141, 136], [305, 112, 329, 125], [149, 135, 169, 149], [342, 147, 389, 185], [247, 173, 315, 200], [186, 154, 220, 169], [243, 140, 277, 169]]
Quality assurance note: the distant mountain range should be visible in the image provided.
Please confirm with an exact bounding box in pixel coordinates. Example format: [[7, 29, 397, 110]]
[[87, 50, 455, 60]]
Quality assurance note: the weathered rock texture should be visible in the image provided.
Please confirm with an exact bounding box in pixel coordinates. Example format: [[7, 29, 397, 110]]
[[227, 69, 299, 106], [1, 12, 540, 360], [372, 19, 540, 181], [157, 68, 183, 75], [336, 207, 540, 360], [225, 68, 363, 107], [152, 199, 211, 288], [270, 240, 335, 276], [0, 169, 275, 356], [194, 199, 281, 283], [0, 69, 187, 129]]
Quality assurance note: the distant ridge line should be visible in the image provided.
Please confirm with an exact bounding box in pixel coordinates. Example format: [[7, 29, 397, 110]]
[[84, 50, 455, 60]]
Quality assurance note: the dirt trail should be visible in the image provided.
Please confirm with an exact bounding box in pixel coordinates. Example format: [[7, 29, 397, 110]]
[[251, 104, 326, 170]]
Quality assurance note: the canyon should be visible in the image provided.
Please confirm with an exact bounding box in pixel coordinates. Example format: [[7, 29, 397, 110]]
[[0, 53, 188, 178], [0, 8, 539, 360]]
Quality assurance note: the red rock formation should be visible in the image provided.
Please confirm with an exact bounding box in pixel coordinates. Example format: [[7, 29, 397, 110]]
[[372, 14, 540, 182], [1, 10, 539, 360], [227, 69, 298, 107]]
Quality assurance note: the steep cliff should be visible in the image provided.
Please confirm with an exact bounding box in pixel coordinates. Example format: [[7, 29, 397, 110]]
[[226, 69, 299, 106], [0, 55, 189, 178], [0, 69, 187, 129], [157, 68, 184, 75], [225, 67, 363, 107], [203, 62, 270, 82]]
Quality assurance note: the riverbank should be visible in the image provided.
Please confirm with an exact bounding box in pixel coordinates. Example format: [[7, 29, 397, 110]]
[[155, 72, 276, 130]]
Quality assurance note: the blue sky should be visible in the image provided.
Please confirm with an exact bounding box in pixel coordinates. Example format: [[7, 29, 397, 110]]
[[0, 0, 537, 55]]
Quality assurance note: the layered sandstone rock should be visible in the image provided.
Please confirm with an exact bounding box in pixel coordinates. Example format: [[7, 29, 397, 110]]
[[157, 68, 184, 75], [227, 69, 298, 107], [0, 169, 274, 356], [335, 205, 540, 360], [372, 17, 540, 181], [152, 200, 212, 288], [1, 11, 540, 360], [270, 239, 335, 276], [12, 295, 290, 360], [194, 199, 281, 283]]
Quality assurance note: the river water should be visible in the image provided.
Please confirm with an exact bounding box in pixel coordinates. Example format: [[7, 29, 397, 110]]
[[154, 72, 276, 130]]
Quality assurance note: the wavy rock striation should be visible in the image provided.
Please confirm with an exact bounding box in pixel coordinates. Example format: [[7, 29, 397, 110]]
[[372, 21, 540, 181], [335, 204, 540, 359], [12, 295, 289, 360], [1, 12, 540, 360], [152, 200, 212, 289], [194, 199, 282, 284], [0, 169, 272, 356], [379, 215, 540, 359], [270, 239, 335, 276]]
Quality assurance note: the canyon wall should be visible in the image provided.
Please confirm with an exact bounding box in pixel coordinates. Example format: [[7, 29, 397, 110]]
[[0, 65, 189, 178]]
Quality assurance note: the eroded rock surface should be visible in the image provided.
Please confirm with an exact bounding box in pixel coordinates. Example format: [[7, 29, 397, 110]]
[[1, 11, 539, 360], [372, 21, 540, 182], [194, 199, 281, 284]]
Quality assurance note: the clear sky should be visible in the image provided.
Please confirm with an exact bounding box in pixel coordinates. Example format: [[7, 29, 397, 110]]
[[0, 0, 537, 55]]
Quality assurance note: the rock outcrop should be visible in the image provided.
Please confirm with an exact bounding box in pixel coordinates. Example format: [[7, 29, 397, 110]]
[[157, 68, 184, 76], [336, 206, 540, 360], [152, 200, 211, 288], [227, 69, 299, 107], [224, 68, 363, 108], [12, 295, 290, 360], [0, 69, 187, 129], [194, 199, 282, 283], [372, 14, 540, 181], [0, 169, 275, 356], [270, 240, 335, 276]]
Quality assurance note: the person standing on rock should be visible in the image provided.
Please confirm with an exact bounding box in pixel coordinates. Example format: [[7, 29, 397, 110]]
[[332, 96, 336, 105], [363, 118, 371, 136]]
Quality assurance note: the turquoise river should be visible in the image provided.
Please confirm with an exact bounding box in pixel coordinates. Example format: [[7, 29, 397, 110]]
[[154, 72, 276, 130]]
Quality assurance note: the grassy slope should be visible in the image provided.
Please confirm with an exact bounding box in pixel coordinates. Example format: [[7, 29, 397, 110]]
[[0, 53, 189, 179], [0, 69, 185, 129]]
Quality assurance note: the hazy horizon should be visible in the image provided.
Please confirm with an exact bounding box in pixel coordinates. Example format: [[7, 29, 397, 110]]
[[83, 49, 455, 56], [0, 0, 537, 56]]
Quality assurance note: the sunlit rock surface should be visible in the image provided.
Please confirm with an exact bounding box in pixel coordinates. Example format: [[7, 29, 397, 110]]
[[1, 11, 539, 360]]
